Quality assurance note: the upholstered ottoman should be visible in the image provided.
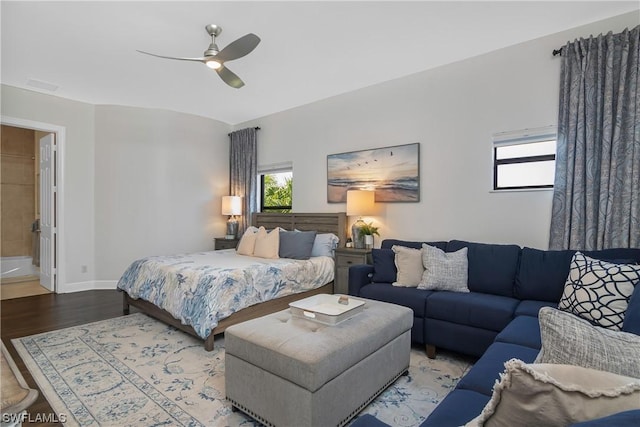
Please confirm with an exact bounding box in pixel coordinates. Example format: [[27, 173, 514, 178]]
[[225, 297, 413, 427]]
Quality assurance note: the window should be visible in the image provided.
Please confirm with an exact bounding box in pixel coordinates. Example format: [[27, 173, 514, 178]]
[[492, 127, 557, 190], [258, 162, 292, 212]]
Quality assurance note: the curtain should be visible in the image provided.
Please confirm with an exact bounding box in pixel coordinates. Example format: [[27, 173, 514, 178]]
[[229, 127, 258, 235], [549, 25, 639, 250]]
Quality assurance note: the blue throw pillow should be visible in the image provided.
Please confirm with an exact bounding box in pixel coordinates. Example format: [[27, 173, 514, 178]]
[[279, 230, 317, 259], [371, 249, 397, 283], [623, 284, 640, 335]]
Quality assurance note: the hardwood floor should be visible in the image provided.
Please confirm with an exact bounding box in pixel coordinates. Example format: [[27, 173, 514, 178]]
[[1, 290, 127, 426], [1, 280, 51, 300]]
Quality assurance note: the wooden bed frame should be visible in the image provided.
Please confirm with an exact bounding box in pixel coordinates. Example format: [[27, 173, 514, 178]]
[[122, 212, 347, 351]]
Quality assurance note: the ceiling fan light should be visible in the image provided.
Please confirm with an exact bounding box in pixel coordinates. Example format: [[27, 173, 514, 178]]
[[206, 60, 221, 69]]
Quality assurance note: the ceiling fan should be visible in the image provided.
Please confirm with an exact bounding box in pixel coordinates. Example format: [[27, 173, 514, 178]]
[[137, 24, 260, 89]]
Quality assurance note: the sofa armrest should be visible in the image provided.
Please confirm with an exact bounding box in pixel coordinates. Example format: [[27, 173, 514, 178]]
[[348, 264, 374, 296], [569, 410, 640, 426]]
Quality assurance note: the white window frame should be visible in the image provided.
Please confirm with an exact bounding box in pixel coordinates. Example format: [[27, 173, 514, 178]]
[[492, 126, 557, 191]]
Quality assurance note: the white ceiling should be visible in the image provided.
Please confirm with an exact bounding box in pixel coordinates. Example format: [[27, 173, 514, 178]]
[[2, 1, 638, 125]]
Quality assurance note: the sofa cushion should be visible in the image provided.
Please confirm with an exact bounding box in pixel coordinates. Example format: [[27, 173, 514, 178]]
[[456, 342, 539, 396], [515, 247, 574, 302], [535, 307, 640, 378], [515, 300, 556, 317], [469, 360, 640, 427], [426, 292, 518, 332], [371, 249, 397, 283], [570, 410, 640, 427], [446, 240, 520, 297], [583, 248, 640, 263], [421, 389, 490, 427], [359, 283, 431, 317], [419, 245, 469, 292], [381, 239, 447, 250], [558, 252, 640, 330], [494, 316, 541, 349], [622, 284, 640, 334]]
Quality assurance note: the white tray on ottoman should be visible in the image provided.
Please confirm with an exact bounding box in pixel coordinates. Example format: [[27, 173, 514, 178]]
[[224, 296, 413, 427]]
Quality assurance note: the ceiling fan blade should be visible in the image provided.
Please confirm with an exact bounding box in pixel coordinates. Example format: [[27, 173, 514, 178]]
[[216, 65, 245, 89], [136, 50, 206, 63], [215, 34, 261, 62]]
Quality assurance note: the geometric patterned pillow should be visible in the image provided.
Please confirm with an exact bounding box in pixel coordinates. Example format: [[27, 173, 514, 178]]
[[558, 252, 640, 330]]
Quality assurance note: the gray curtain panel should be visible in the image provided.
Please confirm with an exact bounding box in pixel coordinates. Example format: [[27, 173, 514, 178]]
[[229, 127, 258, 235], [549, 26, 639, 250]]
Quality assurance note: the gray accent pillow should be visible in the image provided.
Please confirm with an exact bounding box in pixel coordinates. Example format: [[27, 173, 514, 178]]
[[391, 245, 423, 287], [310, 233, 339, 258], [279, 230, 317, 260], [558, 252, 640, 330], [418, 244, 469, 292], [535, 307, 640, 378]]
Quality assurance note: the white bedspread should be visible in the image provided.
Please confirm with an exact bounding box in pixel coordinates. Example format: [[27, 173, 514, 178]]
[[117, 250, 334, 338]]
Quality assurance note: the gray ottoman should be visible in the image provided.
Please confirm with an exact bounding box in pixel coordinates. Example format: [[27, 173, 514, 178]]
[[225, 298, 413, 427]]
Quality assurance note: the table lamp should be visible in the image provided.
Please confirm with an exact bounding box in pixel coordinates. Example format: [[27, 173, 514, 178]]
[[222, 195, 242, 239], [346, 190, 375, 249]]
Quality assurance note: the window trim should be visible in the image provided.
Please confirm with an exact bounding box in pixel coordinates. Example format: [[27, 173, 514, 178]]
[[492, 126, 557, 191]]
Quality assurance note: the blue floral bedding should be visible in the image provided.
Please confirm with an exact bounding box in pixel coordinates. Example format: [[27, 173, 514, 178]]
[[117, 250, 335, 339]]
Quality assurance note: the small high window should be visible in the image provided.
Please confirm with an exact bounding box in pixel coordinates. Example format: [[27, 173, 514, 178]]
[[258, 162, 292, 212], [492, 127, 557, 190]]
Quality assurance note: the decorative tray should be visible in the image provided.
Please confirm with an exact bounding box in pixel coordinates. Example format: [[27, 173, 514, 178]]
[[289, 294, 365, 325]]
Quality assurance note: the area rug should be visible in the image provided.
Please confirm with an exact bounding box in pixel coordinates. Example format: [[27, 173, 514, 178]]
[[13, 313, 472, 426]]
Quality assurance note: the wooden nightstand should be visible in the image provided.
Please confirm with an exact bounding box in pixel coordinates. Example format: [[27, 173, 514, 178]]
[[334, 247, 372, 295], [214, 237, 239, 250]]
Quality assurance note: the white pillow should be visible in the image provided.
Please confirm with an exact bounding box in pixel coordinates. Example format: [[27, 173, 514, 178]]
[[253, 226, 280, 259], [419, 244, 469, 292], [392, 245, 423, 287], [236, 226, 258, 256]]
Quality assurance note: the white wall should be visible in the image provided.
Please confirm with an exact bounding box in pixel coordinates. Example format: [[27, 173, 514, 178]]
[[94, 106, 230, 281], [1, 84, 96, 289], [236, 11, 639, 250]]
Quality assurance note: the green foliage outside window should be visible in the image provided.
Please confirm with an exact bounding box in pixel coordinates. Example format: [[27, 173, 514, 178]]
[[262, 173, 292, 212]]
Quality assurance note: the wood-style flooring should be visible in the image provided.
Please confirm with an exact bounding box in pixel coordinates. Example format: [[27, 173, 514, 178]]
[[1, 290, 127, 426], [1, 280, 51, 300]]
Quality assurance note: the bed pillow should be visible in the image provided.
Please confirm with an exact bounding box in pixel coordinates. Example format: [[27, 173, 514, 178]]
[[236, 226, 259, 256], [622, 284, 640, 334], [310, 233, 339, 257], [558, 252, 640, 330], [279, 230, 317, 260], [419, 244, 469, 292], [371, 249, 397, 283], [392, 245, 423, 287], [535, 307, 640, 378], [253, 226, 280, 259], [467, 359, 640, 427]]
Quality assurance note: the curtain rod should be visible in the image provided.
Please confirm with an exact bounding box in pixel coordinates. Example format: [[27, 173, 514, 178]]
[[552, 48, 563, 57], [228, 126, 261, 136]]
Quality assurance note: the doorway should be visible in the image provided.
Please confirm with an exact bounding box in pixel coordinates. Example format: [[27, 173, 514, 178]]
[[0, 116, 65, 297]]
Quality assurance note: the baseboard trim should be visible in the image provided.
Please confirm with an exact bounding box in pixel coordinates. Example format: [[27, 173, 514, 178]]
[[59, 280, 118, 293]]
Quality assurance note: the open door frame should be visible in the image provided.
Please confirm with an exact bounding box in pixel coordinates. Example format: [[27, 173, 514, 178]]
[[1, 116, 65, 293]]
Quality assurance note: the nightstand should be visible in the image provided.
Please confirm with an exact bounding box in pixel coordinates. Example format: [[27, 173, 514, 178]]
[[214, 237, 239, 250], [334, 247, 372, 295]]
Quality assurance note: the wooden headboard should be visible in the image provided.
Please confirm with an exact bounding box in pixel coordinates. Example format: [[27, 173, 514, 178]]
[[252, 212, 347, 247]]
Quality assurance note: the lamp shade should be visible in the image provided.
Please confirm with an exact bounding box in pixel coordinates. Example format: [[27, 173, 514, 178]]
[[221, 196, 242, 216], [346, 190, 375, 216]]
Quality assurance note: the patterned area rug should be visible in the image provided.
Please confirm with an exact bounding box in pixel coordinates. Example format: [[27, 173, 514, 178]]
[[13, 313, 473, 426]]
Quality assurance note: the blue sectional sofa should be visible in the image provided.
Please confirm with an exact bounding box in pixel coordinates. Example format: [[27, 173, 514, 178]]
[[348, 239, 640, 426]]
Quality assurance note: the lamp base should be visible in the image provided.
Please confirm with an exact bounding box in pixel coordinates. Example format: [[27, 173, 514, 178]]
[[226, 217, 239, 239], [351, 219, 366, 249]]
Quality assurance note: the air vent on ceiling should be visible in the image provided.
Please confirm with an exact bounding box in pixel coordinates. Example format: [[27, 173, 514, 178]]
[[26, 79, 59, 92]]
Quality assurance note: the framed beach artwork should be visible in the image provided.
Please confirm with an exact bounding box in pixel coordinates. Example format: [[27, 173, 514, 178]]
[[327, 143, 420, 203]]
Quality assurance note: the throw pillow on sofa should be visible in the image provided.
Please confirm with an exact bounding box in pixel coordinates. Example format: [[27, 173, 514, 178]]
[[466, 359, 640, 427], [371, 249, 397, 283], [391, 245, 423, 287], [535, 307, 640, 378], [558, 252, 640, 330], [418, 244, 469, 292]]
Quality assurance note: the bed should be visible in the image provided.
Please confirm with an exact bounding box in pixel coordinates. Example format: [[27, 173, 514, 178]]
[[119, 212, 347, 351]]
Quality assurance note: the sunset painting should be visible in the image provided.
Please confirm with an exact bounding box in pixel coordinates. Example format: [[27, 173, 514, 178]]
[[327, 143, 420, 203]]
